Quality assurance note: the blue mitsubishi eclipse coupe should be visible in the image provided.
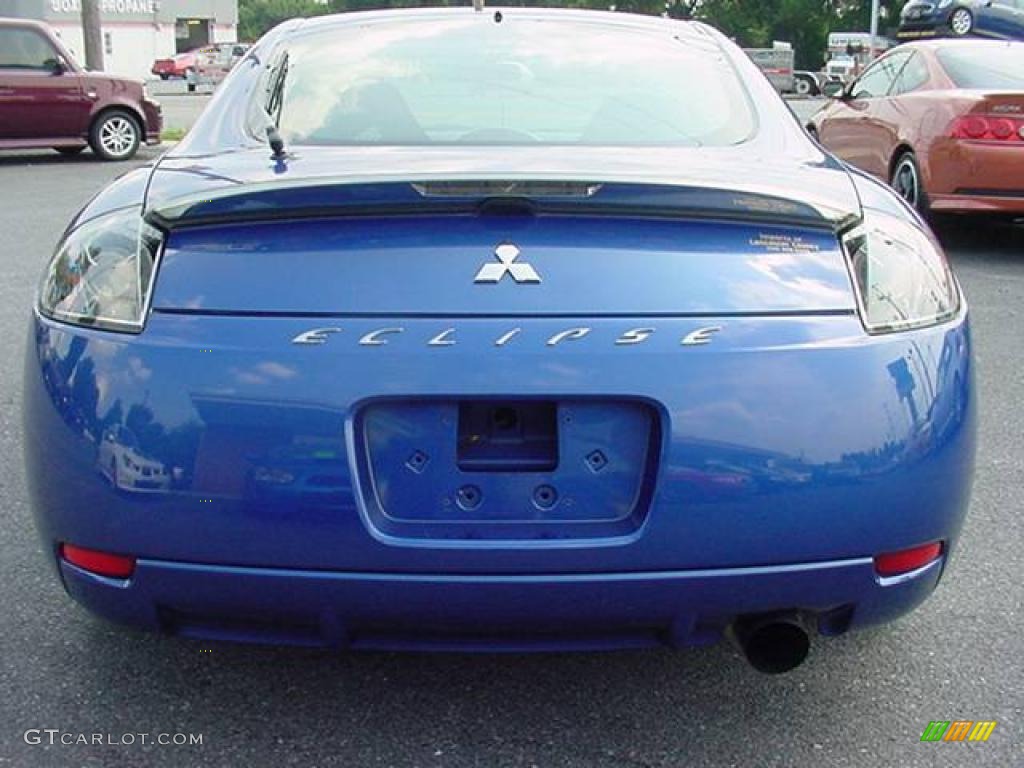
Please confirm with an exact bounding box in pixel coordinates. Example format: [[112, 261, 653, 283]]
[[24, 8, 975, 673]]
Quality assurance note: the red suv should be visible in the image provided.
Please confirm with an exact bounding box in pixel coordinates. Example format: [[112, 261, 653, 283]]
[[0, 18, 162, 160]]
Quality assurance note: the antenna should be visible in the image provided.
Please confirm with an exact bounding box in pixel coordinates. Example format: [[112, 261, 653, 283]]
[[266, 125, 286, 160]]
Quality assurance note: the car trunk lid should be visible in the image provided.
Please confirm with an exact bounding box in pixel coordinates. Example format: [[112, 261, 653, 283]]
[[150, 209, 857, 316]]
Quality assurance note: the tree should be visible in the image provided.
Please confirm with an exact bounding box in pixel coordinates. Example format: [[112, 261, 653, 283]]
[[239, 0, 333, 41], [697, 0, 832, 70]]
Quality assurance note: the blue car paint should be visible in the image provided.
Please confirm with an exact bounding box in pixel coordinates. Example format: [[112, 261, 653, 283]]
[[899, 0, 1024, 40], [59, 557, 945, 651], [152, 215, 856, 315], [24, 9, 976, 652]]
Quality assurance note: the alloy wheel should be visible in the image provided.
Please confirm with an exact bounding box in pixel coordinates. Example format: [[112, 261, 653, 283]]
[[892, 157, 920, 209], [99, 116, 138, 159], [950, 8, 973, 36]]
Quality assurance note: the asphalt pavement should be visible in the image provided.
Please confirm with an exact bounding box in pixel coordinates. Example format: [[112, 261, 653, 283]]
[[0, 142, 1020, 767], [155, 93, 213, 134]]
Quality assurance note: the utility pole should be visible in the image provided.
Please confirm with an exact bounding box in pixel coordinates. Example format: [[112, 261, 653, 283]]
[[869, 0, 880, 60], [81, 0, 104, 71]]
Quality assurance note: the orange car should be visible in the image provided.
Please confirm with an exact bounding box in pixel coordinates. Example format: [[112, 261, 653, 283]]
[[808, 39, 1024, 216]]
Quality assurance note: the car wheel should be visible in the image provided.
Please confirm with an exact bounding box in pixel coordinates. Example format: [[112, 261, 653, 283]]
[[89, 110, 141, 161], [794, 76, 815, 97], [54, 146, 85, 156], [950, 7, 974, 36], [891, 152, 931, 217]]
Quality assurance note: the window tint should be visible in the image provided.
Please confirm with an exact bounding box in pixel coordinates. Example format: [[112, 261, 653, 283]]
[[891, 52, 930, 95], [267, 19, 756, 147], [852, 52, 910, 99], [0, 28, 59, 70], [937, 45, 1024, 89]]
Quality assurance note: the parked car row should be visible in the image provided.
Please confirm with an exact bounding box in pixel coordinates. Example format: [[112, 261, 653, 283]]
[[151, 42, 250, 85], [2, 9, 1022, 226]]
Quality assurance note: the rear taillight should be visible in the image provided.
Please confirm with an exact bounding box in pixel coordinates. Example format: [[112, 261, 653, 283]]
[[874, 541, 944, 577], [60, 543, 136, 579], [951, 115, 1024, 143]]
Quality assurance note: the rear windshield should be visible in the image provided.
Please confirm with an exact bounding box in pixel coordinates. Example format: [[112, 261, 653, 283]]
[[263, 17, 755, 147], [937, 45, 1024, 89]]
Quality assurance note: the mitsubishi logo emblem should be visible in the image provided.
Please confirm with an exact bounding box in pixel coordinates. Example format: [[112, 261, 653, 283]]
[[474, 243, 541, 284]]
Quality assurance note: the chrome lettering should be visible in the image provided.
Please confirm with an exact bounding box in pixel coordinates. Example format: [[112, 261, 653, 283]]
[[546, 328, 591, 347], [428, 328, 457, 347], [681, 326, 722, 346], [289, 324, 722, 348], [359, 328, 404, 346], [494, 328, 521, 347], [616, 327, 655, 345], [291, 327, 341, 345]]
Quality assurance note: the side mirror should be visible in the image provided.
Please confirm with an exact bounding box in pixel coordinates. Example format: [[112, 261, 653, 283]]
[[822, 81, 846, 99], [45, 57, 67, 75]]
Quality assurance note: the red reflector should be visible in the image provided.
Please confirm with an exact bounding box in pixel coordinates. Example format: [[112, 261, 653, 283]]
[[991, 118, 1015, 140], [60, 543, 136, 578], [874, 542, 943, 577]]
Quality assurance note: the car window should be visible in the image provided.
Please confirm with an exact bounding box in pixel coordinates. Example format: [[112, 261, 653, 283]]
[[266, 18, 756, 148], [0, 27, 60, 70], [891, 52, 930, 95], [937, 45, 1024, 88], [851, 51, 910, 99]]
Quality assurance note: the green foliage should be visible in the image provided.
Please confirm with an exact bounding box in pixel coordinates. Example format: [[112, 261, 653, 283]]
[[698, 0, 834, 70], [239, 0, 333, 41]]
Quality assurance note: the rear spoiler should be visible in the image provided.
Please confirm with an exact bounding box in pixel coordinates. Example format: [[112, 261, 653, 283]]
[[144, 177, 860, 233]]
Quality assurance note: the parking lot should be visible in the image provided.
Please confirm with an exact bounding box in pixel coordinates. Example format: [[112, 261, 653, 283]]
[[0, 100, 1022, 766]]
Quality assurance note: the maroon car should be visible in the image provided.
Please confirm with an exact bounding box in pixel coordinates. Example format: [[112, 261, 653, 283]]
[[0, 17, 161, 160]]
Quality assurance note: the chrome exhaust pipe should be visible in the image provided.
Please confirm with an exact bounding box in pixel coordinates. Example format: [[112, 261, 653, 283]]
[[730, 613, 811, 674]]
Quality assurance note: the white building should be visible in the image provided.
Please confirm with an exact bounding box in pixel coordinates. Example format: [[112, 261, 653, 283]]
[[4, 0, 239, 80]]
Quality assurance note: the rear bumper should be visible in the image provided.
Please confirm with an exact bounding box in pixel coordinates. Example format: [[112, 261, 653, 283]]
[[60, 554, 945, 650], [927, 140, 1024, 213], [26, 308, 976, 645], [142, 98, 162, 145], [896, 25, 943, 39], [930, 191, 1024, 214]]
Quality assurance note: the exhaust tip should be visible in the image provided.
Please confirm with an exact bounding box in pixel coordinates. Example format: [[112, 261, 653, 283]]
[[732, 615, 811, 675]]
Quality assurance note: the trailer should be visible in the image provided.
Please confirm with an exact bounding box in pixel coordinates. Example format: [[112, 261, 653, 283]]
[[743, 46, 796, 94], [824, 32, 894, 84]]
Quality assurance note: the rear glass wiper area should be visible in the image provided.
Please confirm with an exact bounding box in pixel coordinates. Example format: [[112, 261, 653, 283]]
[[261, 53, 290, 159], [265, 52, 289, 127]]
